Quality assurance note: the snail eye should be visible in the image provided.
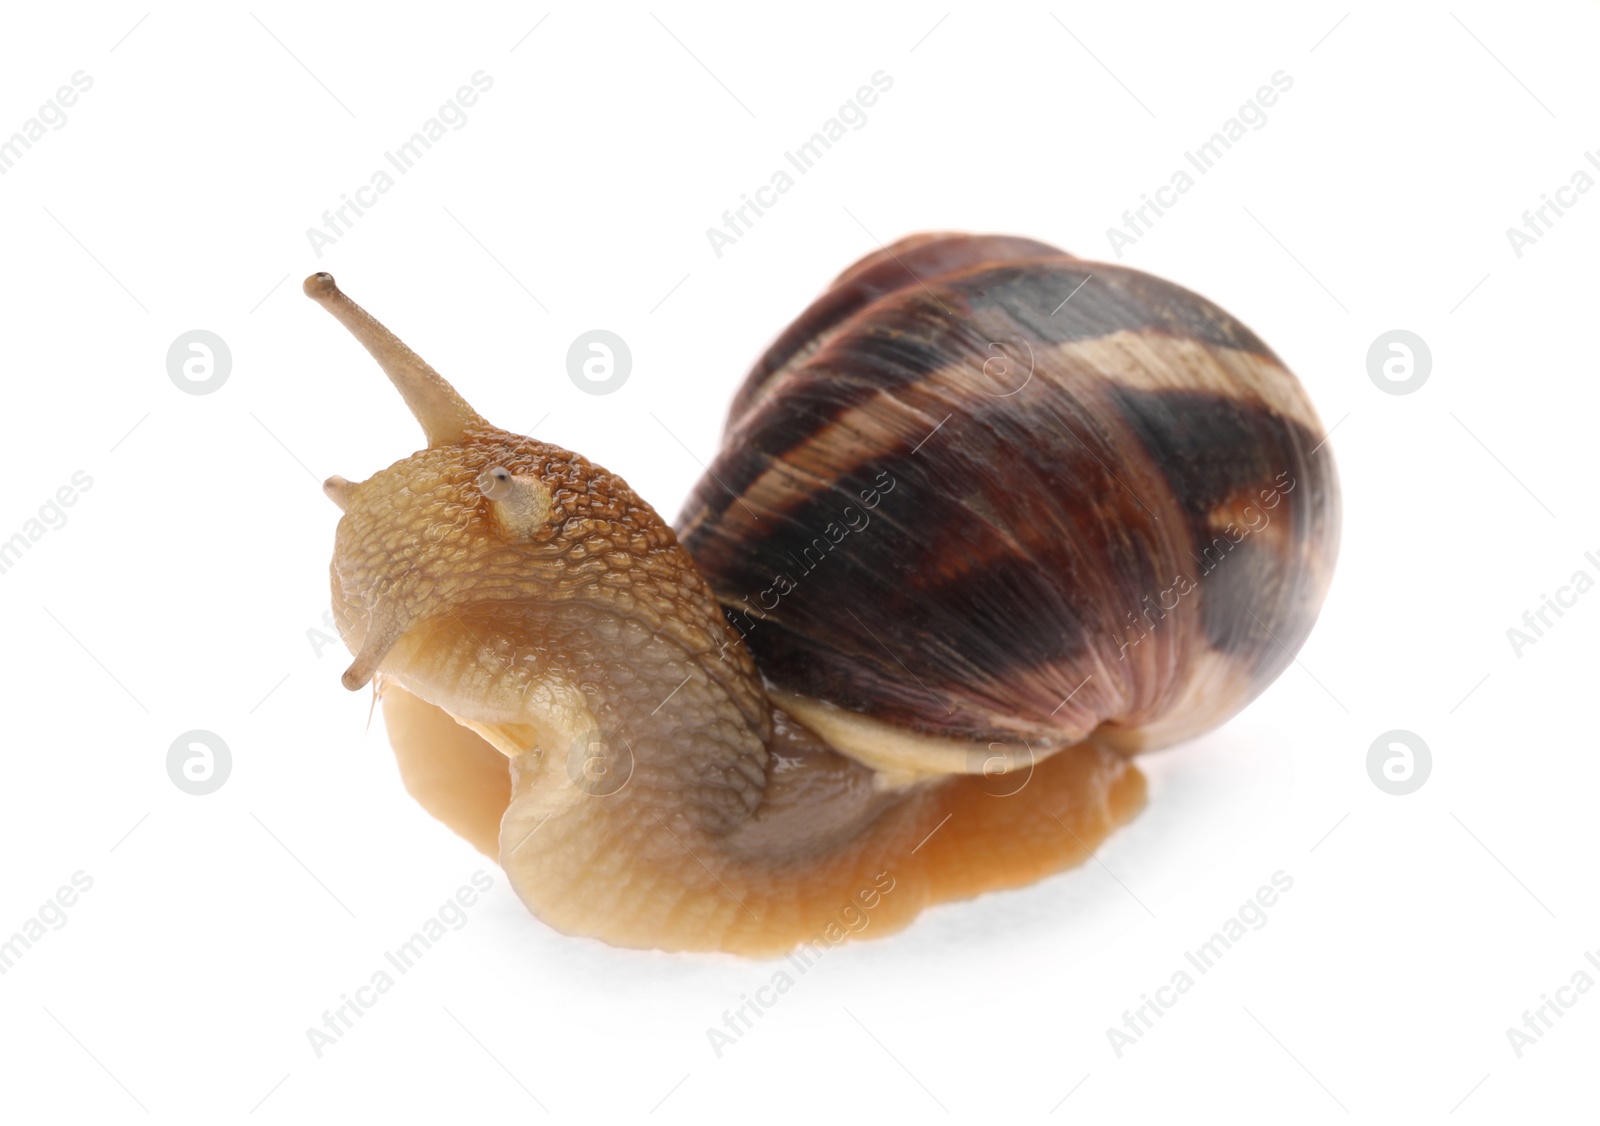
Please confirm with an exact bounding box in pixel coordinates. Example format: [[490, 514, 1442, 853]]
[[479, 466, 514, 500], [476, 465, 553, 537]]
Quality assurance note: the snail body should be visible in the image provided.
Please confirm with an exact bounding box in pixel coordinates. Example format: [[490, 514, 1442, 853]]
[[308, 233, 1339, 956]]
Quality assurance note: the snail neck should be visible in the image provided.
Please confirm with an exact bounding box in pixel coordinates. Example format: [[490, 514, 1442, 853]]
[[493, 625, 1149, 955], [404, 588, 910, 943]]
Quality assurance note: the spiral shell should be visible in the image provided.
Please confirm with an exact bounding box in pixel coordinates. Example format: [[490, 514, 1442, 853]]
[[677, 233, 1340, 770]]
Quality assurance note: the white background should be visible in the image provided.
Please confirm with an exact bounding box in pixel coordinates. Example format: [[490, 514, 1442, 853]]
[[1, 2, 1596, 1122]]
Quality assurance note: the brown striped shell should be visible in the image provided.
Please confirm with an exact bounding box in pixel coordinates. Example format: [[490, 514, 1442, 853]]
[[677, 233, 1340, 768]]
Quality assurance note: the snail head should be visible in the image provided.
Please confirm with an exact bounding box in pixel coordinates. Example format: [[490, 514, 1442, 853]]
[[303, 273, 564, 693]]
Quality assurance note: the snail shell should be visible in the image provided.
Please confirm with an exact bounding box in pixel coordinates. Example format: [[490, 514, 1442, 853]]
[[680, 232, 1339, 769], [307, 233, 1339, 956]]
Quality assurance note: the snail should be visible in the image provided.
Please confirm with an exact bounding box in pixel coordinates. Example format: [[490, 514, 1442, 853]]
[[306, 232, 1339, 957]]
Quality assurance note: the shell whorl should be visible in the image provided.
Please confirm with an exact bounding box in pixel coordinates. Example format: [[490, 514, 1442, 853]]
[[677, 233, 1340, 757]]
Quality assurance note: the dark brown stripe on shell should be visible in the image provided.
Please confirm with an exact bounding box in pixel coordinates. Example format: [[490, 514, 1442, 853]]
[[683, 255, 1284, 539], [1102, 385, 1339, 674], [729, 233, 1069, 426]]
